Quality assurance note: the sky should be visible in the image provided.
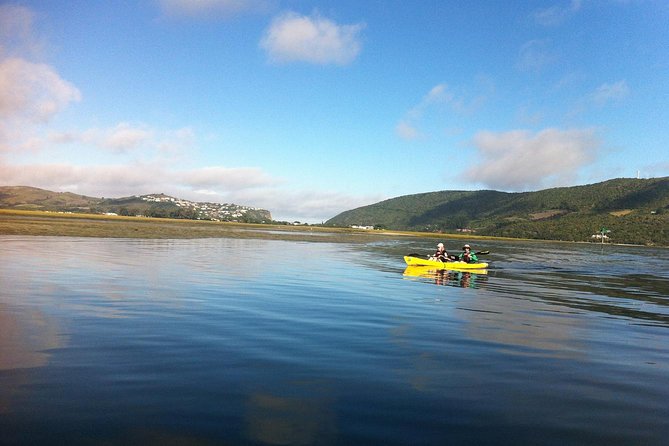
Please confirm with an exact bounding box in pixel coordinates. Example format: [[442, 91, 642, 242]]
[[1, 0, 668, 223]]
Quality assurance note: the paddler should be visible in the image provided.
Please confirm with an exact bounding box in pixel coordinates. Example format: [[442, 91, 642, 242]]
[[433, 243, 449, 262], [458, 244, 478, 263]]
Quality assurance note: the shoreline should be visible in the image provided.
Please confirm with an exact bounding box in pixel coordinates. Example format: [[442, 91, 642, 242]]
[[0, 209, 659, 248]]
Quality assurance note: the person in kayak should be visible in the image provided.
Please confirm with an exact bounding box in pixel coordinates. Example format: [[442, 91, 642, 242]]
[[459, 244, 478, 263], [432, 243, 450, 262]]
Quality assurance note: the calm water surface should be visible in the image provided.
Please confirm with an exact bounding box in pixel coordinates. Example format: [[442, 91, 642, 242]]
[[1, 235, 668, 445]]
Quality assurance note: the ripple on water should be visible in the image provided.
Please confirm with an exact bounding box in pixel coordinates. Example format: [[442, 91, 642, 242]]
[[1, 236, 668, 445]]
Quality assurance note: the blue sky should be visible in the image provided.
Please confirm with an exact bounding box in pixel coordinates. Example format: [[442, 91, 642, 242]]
[[1, 0, 667, 222]]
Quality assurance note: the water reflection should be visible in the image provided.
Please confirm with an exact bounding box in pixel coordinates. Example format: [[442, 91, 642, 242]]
[[458, 290, 585, 359], [491, 269, 669, 328], [402, 266, 583, 359], [1, 236, 668, 445], [107, 429, 215, 446], [403, 266, 488, 288], [393, 237, 669, 328], [0, 237, 272, 319], [245, 387, 336, 445], [0, 303, 65, 414], [0, 305, 63, 371]]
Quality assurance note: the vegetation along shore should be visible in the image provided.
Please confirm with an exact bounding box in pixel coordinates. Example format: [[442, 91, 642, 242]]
[[2, 177, 667, 246], [1, 209, 661, 248], [0, 209, 417, 243]]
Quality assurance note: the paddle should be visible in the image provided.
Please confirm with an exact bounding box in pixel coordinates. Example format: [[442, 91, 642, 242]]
[[407, 253, 425, 258], [459, 250, 488, 263], [406, 250, 489, 258]]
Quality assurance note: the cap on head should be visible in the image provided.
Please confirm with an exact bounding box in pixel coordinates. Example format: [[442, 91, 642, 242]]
[[463, 244, 471, 249], [437, 243, 444, 248]]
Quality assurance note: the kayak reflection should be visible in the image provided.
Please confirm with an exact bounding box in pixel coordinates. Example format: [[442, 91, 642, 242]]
[[403, 266, 488, 288]]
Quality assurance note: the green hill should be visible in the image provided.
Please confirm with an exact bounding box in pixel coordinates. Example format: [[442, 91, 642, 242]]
[[0, 186, 100, 210], [0, 186, 272, 223], [326, 177, 669, 246]]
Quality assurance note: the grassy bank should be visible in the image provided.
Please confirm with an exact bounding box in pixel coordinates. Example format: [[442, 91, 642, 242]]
[[0, 209, 416, 243], [0, 209, 558, 245]]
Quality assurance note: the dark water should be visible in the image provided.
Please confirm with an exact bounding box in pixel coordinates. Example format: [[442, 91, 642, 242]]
[[1, 235, 668, 445]]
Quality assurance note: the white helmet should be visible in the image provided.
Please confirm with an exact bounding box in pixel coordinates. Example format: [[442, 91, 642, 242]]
[[437, 243, 444, 248]]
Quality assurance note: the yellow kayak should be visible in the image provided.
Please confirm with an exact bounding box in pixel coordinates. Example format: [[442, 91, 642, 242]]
[[403, 265, 488, 278], [404, 255, 488, 269]]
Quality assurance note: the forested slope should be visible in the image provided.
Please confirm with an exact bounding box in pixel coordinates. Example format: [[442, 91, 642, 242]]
[[326, 178, 669, 245]]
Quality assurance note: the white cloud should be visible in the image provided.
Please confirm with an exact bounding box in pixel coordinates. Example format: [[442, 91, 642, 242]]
[[0, 58, 81, 123], [260, 12, 364, 65], [47, 123, 196, 157], [225, 187, 384, 222], [642, 162, 669, 178], [533, 0, 582, 26], [179, 166, 279, 190], [461, 128, 601, 190], [0, 58, 81, 152], [565, 80, 631, 118], [517, 39, 556, 73], [100, 123, 153, 152], [0, 5, 81, 153], [0, 161, 279, 199], [424, 84, 451, 104], [155, 127, 196, 154], [0, 4, 42, 58], [395, 121, 420, 140], [157, 0, 271, 19], [397, 82, 491, 140], [516, 105, 545, 126], [0, 163, 153, 196], [275, 190, 383, 223], [591, 80, 630, 105], [0, 160, 374, 222]]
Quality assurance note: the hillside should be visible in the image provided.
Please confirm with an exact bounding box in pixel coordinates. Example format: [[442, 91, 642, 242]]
[[0, 186, 272, 223], [326, 177, 669, 246]]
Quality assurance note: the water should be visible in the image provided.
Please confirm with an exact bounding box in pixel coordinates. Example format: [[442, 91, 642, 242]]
[[1, 235, 668, 445]]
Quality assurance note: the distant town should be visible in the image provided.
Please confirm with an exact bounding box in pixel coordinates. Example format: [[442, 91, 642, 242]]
[[136, 194, 265, 222]]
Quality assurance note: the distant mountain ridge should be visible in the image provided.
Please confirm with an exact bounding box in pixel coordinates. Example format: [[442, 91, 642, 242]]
[[325, 177, 669, 246], [0, 186, 272, 223]]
